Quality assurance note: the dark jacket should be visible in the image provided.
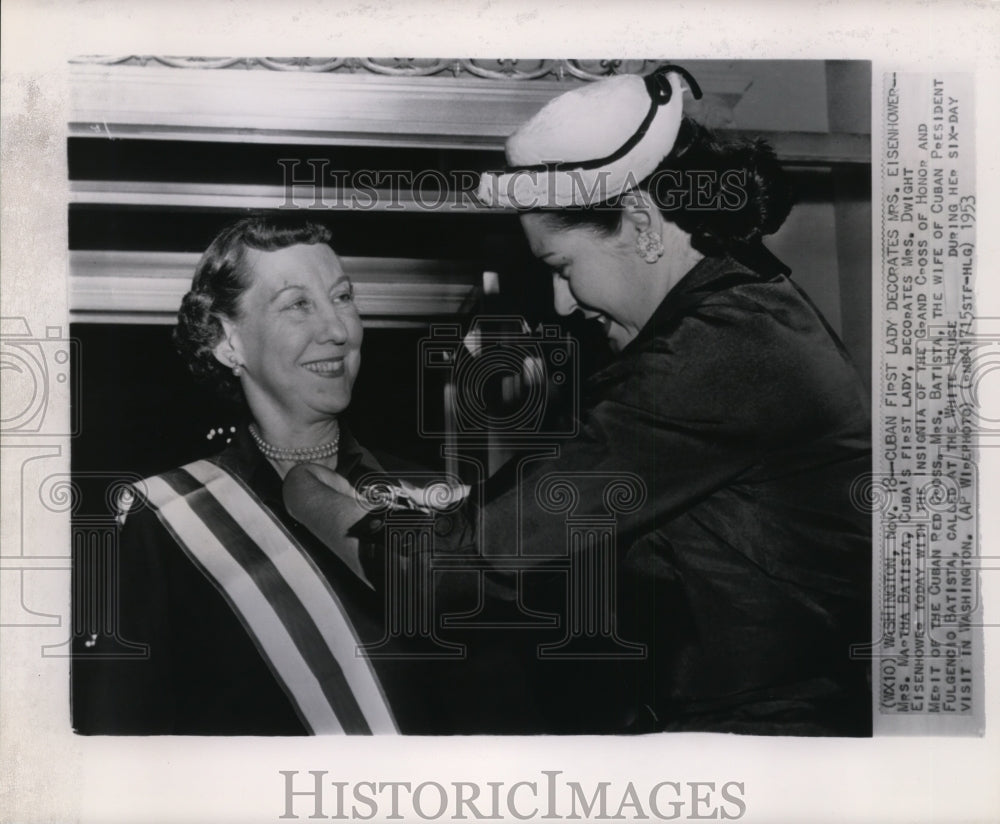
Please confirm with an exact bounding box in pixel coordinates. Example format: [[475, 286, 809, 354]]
[[71, 428, 540, 735], [356, 253, 873, 735]]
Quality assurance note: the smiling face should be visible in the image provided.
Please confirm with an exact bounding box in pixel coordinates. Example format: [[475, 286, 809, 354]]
[[216, 242, 362, 431], [520, 212, 650, 352]]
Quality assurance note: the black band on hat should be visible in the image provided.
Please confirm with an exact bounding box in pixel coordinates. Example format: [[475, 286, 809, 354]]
[[504, 63, 704, 176], [644, 64, 702, 104]]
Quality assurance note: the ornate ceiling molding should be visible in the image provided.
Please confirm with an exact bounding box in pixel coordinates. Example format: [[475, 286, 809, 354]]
[[68, 60, 758, 148], [69, 57, 667, 83]]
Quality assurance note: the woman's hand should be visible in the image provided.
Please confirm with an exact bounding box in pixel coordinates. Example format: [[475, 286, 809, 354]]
[[283, 465, 470, 589], [294, 462, 355, 498], [283, 464, 373, 588], [286, 465, 468, 512], [395, 478, 470, 511]]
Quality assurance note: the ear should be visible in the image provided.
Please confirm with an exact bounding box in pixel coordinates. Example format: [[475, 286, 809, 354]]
[[619, 190, 659, 235], [211, 315, 243, 369]]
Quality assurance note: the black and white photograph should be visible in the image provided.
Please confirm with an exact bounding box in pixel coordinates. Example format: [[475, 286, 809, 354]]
[[66, 57, 874, 738], [1, 2, 998, 823]]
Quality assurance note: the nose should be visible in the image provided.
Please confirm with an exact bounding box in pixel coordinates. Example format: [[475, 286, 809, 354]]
[[551, 274, 578, 316], [315, 299, 350, 344]]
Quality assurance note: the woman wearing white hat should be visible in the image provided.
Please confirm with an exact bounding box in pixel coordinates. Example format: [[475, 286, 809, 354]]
[[286, 65, 872, 736]]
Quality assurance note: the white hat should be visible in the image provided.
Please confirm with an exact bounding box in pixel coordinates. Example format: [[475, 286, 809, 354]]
[[476, 65, 702, 209]]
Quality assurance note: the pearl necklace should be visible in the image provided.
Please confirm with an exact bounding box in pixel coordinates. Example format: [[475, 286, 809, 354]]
[[248, 422, 339, 463]]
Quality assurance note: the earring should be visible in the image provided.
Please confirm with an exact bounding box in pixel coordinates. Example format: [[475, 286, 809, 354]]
[[636, 229, 664, 264], [230, 360, 243, 377]]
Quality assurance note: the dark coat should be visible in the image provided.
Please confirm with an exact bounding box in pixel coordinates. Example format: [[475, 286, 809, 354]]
[[356, 253, 873, 735], [71, 429, 540, 735]]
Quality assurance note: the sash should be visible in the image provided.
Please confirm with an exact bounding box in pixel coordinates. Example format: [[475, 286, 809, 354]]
[[140, 459, 398, 735]]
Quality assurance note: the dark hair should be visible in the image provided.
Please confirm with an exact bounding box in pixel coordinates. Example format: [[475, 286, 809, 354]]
[[537, 117, 794, 257], [173, 214, 333, 403]]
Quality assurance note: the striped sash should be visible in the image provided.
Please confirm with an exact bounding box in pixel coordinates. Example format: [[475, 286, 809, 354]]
[[140, 459, 397, 735]]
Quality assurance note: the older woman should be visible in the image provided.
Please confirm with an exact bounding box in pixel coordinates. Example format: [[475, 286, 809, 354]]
[[73, 215, 413, 734], [286, 65, 872, 736]]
